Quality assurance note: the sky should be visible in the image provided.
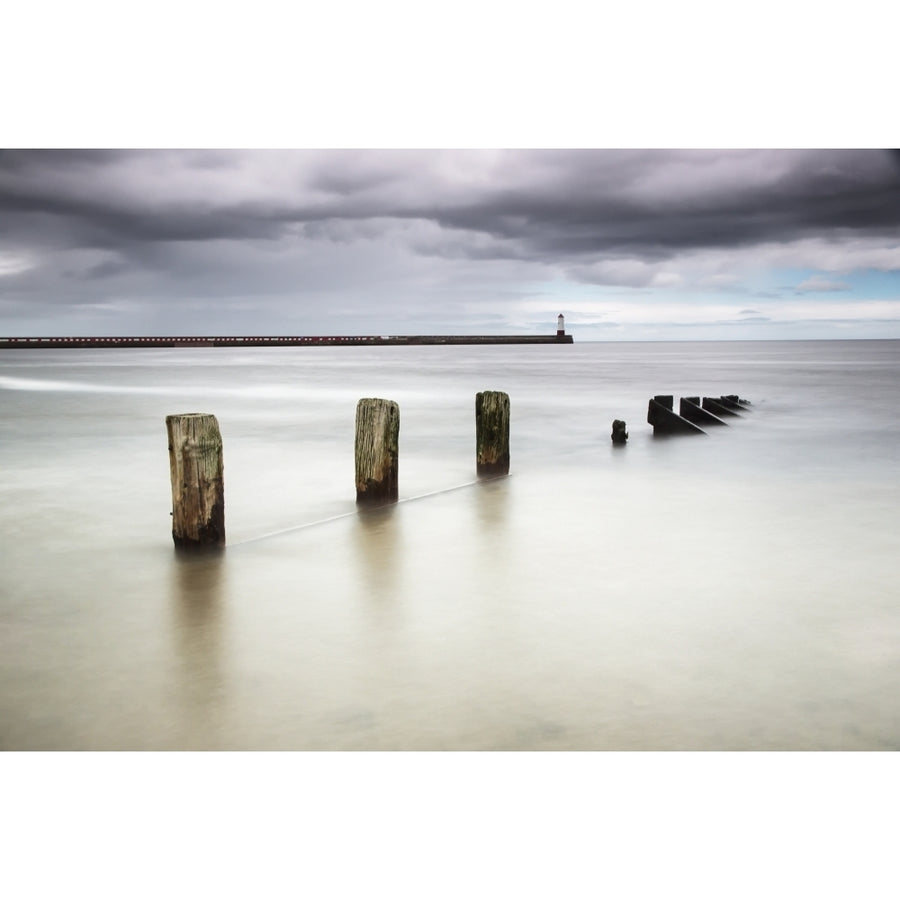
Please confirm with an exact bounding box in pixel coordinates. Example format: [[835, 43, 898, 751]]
[[2, 148, 899, 341]]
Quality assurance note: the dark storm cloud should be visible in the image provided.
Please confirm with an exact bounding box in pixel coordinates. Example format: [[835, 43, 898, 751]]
[[0, 151, 284, 247], [435, 149, 900, 261], [2, 149, 900, 336], [341, 149, 900, 262], [2, 149, 899, 263]]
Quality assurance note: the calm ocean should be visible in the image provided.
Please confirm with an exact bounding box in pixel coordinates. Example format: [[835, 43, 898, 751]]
[[1, 340, 898, 749]]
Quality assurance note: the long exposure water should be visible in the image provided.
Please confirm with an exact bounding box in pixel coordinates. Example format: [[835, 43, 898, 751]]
[[1, 340, 898, 749]]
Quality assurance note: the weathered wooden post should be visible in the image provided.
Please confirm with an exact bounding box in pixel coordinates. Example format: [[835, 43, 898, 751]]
[[166, 413, 225, 548], [719, 394, 752, 411], [355, 398, 399, 504], [680, 396, 728, 426], [647, 395, 706, 435], [476, 390, 510, 476], [611, 419, 628, 444], [701, 396, 742, 418]]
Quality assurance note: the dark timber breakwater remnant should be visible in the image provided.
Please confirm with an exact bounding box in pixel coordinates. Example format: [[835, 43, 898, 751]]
[[702, 396, 743, 418], [680, 397, 728, 427], [475, 391, 511, 476], [647, 395, 707, 435], [163, 390, 519, 544], [355, 398, 400, 505], [158, 383, 753, 545], [166, 413, 225, 548], [648, 394, 752, 436]]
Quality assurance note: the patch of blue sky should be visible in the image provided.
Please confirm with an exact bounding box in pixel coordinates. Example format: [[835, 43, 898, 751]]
[[742, 267, 900, 302], [828, 269, 900, 300]]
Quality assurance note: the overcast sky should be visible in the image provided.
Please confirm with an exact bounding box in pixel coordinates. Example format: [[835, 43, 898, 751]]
[[2, 148, 899, 341]]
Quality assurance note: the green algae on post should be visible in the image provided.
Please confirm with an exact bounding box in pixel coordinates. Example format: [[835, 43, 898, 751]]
[[165, 413, 225, 548], [355, 398, 399, 505], [475, 390, 510, 476]]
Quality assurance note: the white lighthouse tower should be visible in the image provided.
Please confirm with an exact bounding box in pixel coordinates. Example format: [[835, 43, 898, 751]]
[[557, 313, 565, 337]]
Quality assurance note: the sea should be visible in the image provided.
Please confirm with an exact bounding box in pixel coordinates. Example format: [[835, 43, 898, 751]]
[[1, 339, 899, 750]]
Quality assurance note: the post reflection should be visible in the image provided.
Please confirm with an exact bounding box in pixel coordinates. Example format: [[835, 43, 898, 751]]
[[169, 548, 229, 746], [352, 505, 401, 604], [473, 476, 513, 607], [474, 475, 510, 532]]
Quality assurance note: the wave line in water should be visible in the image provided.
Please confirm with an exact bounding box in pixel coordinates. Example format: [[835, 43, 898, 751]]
[[229, 474, 508, 548], [0, 375, 343, 400]]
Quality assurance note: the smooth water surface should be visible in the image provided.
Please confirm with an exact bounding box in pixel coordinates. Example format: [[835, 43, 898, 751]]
[[1, 341, 899, 749]]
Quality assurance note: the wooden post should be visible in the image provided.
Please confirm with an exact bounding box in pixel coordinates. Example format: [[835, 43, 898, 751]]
[[355, 398, 399, 504], [476, 390, 510, 476], [611, 419, 628, 444], [647, 397, 706, 435], [166, 413, 225, 548], [702, 396, 742, 418], [680, 397, 728, 426]]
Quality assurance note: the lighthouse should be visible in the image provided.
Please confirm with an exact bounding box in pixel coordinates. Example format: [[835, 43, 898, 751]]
[[557, 314, 565, 337]]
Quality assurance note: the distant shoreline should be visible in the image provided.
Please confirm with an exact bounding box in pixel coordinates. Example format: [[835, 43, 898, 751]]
[[0, 334, 574, 348]]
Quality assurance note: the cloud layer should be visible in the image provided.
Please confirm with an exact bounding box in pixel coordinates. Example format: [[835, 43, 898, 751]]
[[1, 149, 899, 338]]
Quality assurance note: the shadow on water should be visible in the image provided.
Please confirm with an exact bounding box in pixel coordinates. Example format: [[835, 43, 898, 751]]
[[169, 548, 229, 744]]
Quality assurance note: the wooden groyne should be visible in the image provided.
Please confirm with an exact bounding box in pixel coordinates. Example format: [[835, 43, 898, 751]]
[[355, 398, 400, 504], [166, 413, 226, 549], [169, 390, 514, 544], [648, 394, 752, 436], [680, 397, 728, 427], [702, 396, 743, 418], [475, 391, 511, 476], [0, 333, 574, 349], [611, 420, 629, 444], [162, 388, 753, 545], [647, 395, 707, 435]]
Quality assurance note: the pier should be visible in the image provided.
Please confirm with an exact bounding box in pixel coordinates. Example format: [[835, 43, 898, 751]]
[[0, 333, 574, 349]]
